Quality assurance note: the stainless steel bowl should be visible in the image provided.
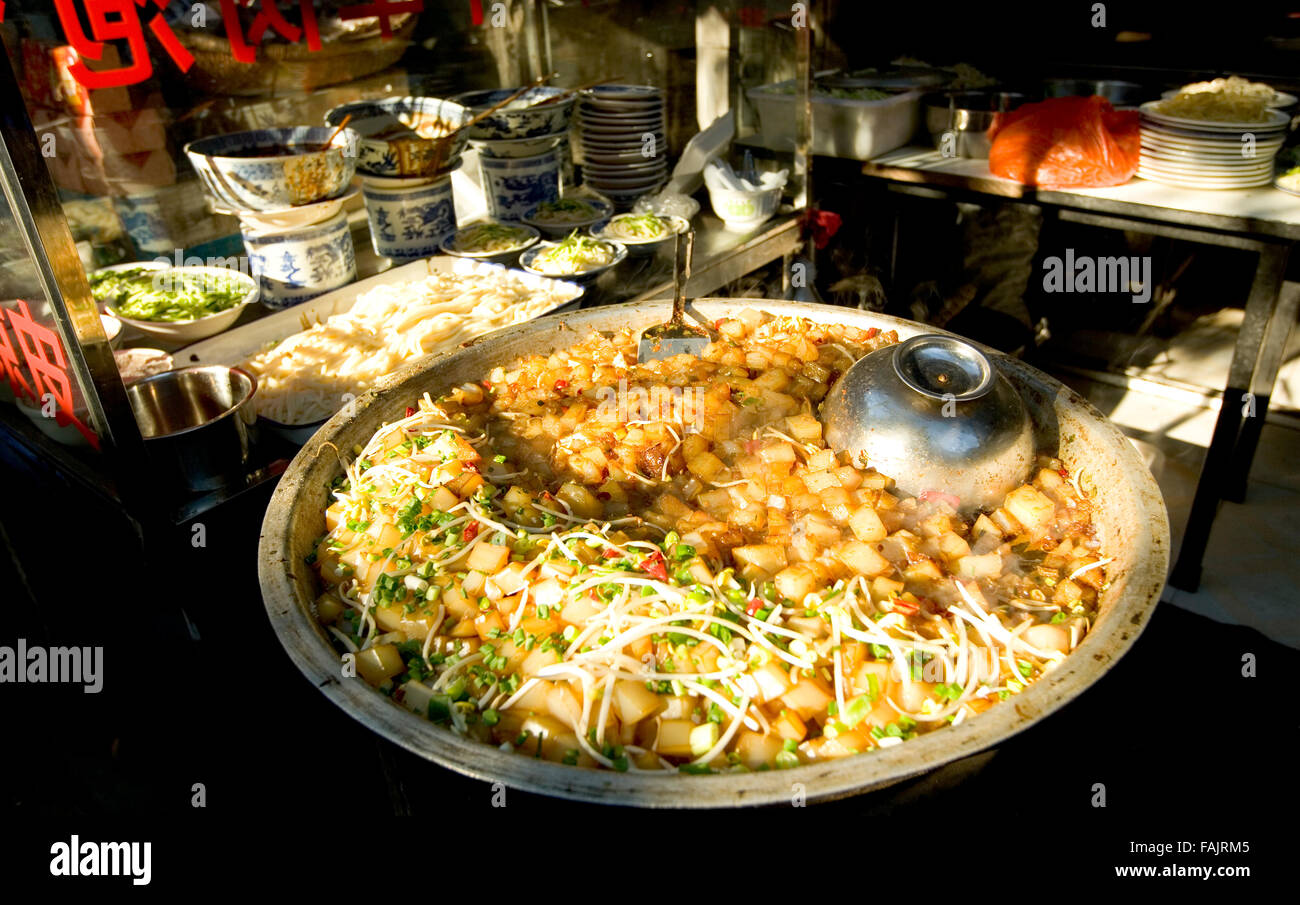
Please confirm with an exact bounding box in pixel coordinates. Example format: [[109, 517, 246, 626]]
[[822, 334, 1035, 512], [923, 91, 1032, 158], [127, 365, 258, 492], [258, 300, 1169, 807], [1044, 78, 1149, 108]]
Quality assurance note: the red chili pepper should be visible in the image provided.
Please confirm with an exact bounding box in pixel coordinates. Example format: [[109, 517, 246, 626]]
[[641, 551, 668, 582], [602, 547, 623, 559], [463, 462, 478, 472], [892, 598, 919, 615], [713, 319, 723, 330], [554, 379, 569, 390], [405, 406, 416, 417], [865, 327, 879, 339], [746, 598, 763, 616], [463, 522, 479, 542]]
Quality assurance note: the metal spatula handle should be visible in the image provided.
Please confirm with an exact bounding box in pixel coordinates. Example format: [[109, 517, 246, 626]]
[[671, 228, 694, 325]]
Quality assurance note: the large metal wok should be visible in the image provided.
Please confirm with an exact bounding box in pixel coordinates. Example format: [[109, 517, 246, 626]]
[[259, 300, 1169, 807]]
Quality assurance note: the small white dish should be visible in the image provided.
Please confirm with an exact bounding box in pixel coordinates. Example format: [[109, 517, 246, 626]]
[[591, 213, 687, 255], [519, 237, 627, 282]]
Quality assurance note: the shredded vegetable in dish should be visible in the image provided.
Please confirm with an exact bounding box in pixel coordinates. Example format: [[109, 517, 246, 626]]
[[527, 199, 602, 225], [90, 266, 249, 322], [529, 233, 618, 275], [312, 312, 1108, 773], [600, 213, 675, 242], [449, 223, 536, 254]]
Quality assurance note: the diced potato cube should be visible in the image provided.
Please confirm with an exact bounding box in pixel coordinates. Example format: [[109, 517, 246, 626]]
[[937, 531, 972, 560], [1025, 622, 1071, 654], [654, 719, 697, 756], [849, 506, 887, 542], [521, 647, 561, 677], [780, 675, 834, 721], [785, 413, 821, 442], [314, 591, 345, 625], [355, 644, 404, 686], [546, 682, 583, 730], [775, 563, 822, 602], [734, 730, 785, 770], [560, 594, 601, 625], [732, 544, 788, 575], [467, 541, 512, 576], [802, 470, 839, 493], [689, 722, 720, 756], [955, 551, 1003, 579], [1005, 484, 1056, 538], [771, 708, 807, 742], [612, 680, 660, 725], [835, 540, 891, 578], [686, 451, 727, 481], [759, 442, 797, 464], [751, 662, 793, 703], [556, 482, 603, 520]]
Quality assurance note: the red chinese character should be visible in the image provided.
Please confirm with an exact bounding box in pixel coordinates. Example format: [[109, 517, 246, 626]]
[[53, 0, 194, 89], [339, 0, 422, 39], [221, 0, 321, 63], [5, 301, 99, 448], [0, 316, 34, 401]]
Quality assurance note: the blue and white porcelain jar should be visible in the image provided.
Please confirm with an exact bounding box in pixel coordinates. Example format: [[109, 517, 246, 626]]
[[360, 176, 456, 260], [479, 149, 561, 221], [240, 210, 356, 309]]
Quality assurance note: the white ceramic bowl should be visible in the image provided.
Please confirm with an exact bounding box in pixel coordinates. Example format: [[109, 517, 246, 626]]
[[591, 213, 688, 255], [100, 313, 122, 347], [521, 196, 613, 237], [471, 131, 567, 159], [233, 186, 359, 233], [707, 184, 782, 231], [439, 222, 540, 265], [519, 238, 627, 282], [107, 265, 259, 345]]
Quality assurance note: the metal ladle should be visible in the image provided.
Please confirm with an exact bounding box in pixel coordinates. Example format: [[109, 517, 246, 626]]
[[821, 334, 1035, 512]]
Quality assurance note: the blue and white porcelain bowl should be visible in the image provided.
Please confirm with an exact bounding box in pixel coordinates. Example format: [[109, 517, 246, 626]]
[[185, 127, 359, 212], [479, 149, 561, 221], [361, 176, 457, 261], [471, 130, 567, 159], [324, 97, 471, 177], [452, 87, 576, 140], [240, 211, 356, 309]]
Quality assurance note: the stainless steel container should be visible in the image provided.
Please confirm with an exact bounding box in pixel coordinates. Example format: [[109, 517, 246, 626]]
[[923, 90, 1033, 158], [1044, 78, 1149, 108], [258, 300, 1169, 807], [126, 365, 258, 493], [822, 334, 1035, 512]]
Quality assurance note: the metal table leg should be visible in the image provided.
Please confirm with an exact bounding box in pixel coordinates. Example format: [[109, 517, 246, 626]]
[[1223, 278, 1300, 503], [1169, 244, 1290, 591]]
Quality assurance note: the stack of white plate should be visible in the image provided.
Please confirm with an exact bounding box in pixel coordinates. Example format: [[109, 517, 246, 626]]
[[577, 85, 668, 206], [1138, 102, 1289, 190]]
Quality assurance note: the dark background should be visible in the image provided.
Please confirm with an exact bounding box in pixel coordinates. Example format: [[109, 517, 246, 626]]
[[0, 0, 1296, 888]]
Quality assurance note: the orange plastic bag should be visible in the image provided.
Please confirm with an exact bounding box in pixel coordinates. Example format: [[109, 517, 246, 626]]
[[988, 96, 1140, 188]]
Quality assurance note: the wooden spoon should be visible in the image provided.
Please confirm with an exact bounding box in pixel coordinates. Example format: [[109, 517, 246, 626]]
[[318, 113, 353, 152]]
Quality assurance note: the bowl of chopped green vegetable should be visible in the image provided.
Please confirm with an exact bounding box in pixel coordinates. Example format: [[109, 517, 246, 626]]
[[591, 212, 688, 256], [90, 264, 258, 345], [519, 232, 627, 281]]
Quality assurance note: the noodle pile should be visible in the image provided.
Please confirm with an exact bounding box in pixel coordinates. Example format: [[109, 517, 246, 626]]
[[242, 268, 577, 425]]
